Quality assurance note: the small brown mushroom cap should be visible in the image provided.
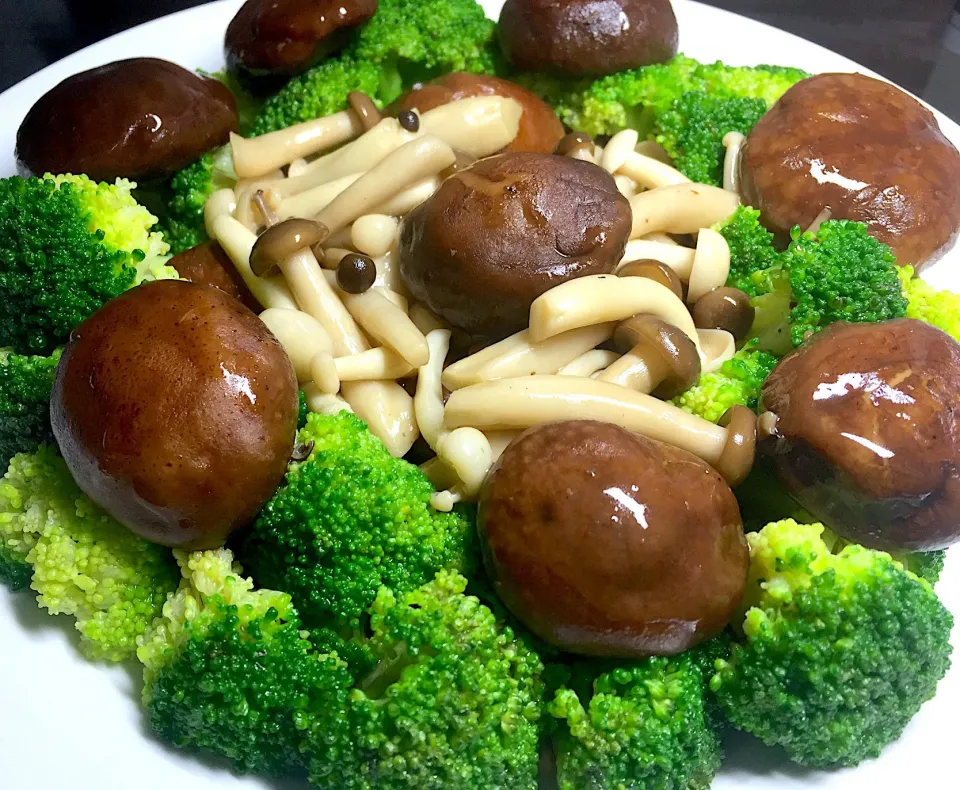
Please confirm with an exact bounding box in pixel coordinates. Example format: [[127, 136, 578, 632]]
[[478, 420, 749, 658], [761, 318, 960, 551], [614, 314, 701, 399], [250, 218, 328, 276], [225, 0, 378, 81], [16, 58, 238, 182], [692, 287, 755, 342], [618, 259, 685, 301], [170, 241, 261, 312], [498, 0, 679, 77]]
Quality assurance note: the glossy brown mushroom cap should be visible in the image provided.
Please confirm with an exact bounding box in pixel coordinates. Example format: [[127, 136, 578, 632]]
[[170, 241, 260, 312], [740, 72, 960, 270], [225, 0, 378, 78], [478, 420, 749, 658], [16, 58, 238, 182], [399, 152, 632, 337], [51, 280, 299, 550], [761, 319, 960, 551], [498, 0, 679, 77], [389, 73, 565, 154]]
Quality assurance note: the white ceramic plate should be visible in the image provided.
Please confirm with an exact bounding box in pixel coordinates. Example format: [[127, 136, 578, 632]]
[[0, 2, 957, 788]]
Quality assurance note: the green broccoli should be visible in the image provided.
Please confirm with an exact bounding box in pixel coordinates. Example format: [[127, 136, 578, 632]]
[[671, 342, 778, 423], [138, 548, 353, 777], [0, 348, 61, 461], [0, 446, 178, 659], [156, 146, 237, 255], [352, 0, 499, 104], [715, 205, 780, 297], [654, 91, 768, 185], [297, 390, 309, 429], [307, 570, 544, 790], [548, 656, 721, 790], [899, 551, 947, 586], [0, 174, 175, 354], [711, 519, 953, 768], [898, 265, 960, 342], [239, 412, 476, 641], [525, 56, 807, 138]]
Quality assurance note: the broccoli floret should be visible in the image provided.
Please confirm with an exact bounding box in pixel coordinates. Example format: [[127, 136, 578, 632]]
[[0, 174, 175, 353], [352, 0, 499, 104], [157, 147, 237, 254], [239, 412, 476, 639], [548, 655, 721, 790], [297, 390, 309, 429], [0, 447, 178, 659], [714, 205, 780, 296], [251, 55, 384, 136], [899, 551, 947, 586], [654, 91, 768, 185], [530, 56, 807, 138], [0, 348, 61, 461], [138, 548, 353, 777], [671, 342, 778, 423], [784, 220, 907, 345], [898, 265, 960, 342], [711, 519, 953, 768], [307, 570, 544, 790]]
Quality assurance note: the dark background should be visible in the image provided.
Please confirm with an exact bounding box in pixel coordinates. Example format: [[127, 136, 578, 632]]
[[2, 0, 959, 117]]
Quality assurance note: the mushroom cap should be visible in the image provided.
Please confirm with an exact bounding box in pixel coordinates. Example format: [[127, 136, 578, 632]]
[[692, 286, 755, 342], [250, 218, 328, 276], [618, 259, 685, 301], [614, 314, 701, 399], [761, 318, 960, 551]]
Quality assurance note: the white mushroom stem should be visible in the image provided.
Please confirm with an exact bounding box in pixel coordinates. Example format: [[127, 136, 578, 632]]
[[203, 188, 237, 238], [722, 131, 746, 194], [230, 112, 363, 179], [630, 184, 740, 238], [341, 380, 417, 457], [351, 214, 398, 258], [528, 275, 702, 357], [409, 303, 448, 334], [310, 352, 341, 394], [617, 239, 696, 274], [418, 96, 523, 157], [600, 129, 640, 174], [315, 135, 456, 235], [287, 158, 310, 177], [485, 431, 521, 461], [618, 152, 691, 190], [442, 324, 615, 391], [335, 347, 414, 381], [687, 228, 732, 302], [436, 427, 492, 497], [635, 140, 673, 163], [375, 287, 409, 313], [443, 376, 728, 466], [210, 215, 298, 310], [276, 173, 363, 222], [698, 328, 737, 374], [415, 329, 451, 450], [371, 176, 441, 216], [642, 232, 679, 245], [338, 287, 429, 368], [557, 349, 621, 377], [596, 352, 659, 391], [372, 244, 406, 294], [322, 247, 353, 269], [301, 383, 353, 415], [614, 175, 638, 199], [258, 308, 334, 383]]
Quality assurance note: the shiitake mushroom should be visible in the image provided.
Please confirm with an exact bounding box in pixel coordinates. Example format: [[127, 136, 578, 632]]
[[51, 280, 298, 550]]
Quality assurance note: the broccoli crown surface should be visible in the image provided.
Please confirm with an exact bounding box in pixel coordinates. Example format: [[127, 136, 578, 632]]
[[528, 56, 807, 138], [308, 570, 544, 790], [0, 174, 173, 353], [549, 656, 721, 790], [785, 220, 907, 345], [239, 412, 476, 634], [138, 548, 353, 777], [654, 91, 768, 185], [899, 264, 960, 342], [671, 342, 778, 423], [715, 205, 780, 297], [0, 348, 60, 462], [711, 519, 954, 768], [0, 446, 178, 659]]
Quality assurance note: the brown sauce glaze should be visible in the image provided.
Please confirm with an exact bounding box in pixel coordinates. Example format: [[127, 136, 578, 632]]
[[16, 58, 238, 182], [740, 73, 960, 271], [761, 319, 960, 551], [51, 280, 298, 550], [479, 420, 748, 657]]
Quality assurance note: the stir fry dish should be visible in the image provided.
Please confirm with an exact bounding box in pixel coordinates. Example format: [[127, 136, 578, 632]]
[[2, 1, 960, 787]]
